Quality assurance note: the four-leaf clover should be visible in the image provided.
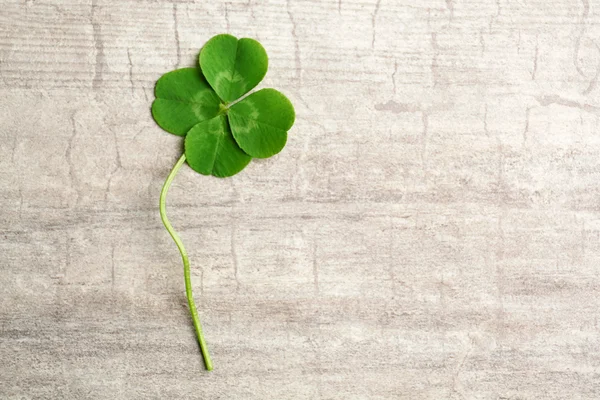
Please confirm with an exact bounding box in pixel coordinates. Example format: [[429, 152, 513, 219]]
[[152, 34, 295, 177], [151, 34, 295, 371]]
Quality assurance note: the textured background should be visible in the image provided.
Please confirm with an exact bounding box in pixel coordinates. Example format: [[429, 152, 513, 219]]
[[2, 0, 600, 399]]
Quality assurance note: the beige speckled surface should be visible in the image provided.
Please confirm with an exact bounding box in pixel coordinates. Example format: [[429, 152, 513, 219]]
[[2, 0, 600, 399]]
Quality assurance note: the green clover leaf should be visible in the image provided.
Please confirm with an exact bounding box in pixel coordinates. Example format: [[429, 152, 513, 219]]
[[150, 34, 296, 372], [228, 88, 295, 158], [152, 68, 221, 136], [199, 34, 268, 103], [184, 115, 252, 177]]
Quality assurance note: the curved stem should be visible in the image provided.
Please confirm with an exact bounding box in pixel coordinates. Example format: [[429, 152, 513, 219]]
[[159, 153, 213, 371]]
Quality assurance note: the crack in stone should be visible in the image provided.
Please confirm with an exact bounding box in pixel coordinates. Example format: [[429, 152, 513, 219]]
[[489, 0, 501, 33], [18, 186, 24, 221], [445, 0, 454, 20], [421, 111, 429, 174], [431, 32, 441, 87], [536, 94, 600, 115], [371, 0, 382, 49], [173, 3, 181, 68], [532, 34, 539, 81], [375, 100, 420, 113], [483, 104, 489, 137], [27, 1, 65, 15], [11, 134, 18, 164], [63, 232, 70, 282], [480, 29, 485, 55], [127, 48, 134, 95], [105, 126, 122, 201], [523, 106, 531, 146], [231, 224, 241, 292], [495, 214, 506, 338], [225, 3, 230, 32], [375, 100, 453, 115], [452, 337, 475, 399], [286, 0, 301, 82], [583, 41, 600, 95], [246, 0, 255, 20], [111, 245, 116, 292], [312, 242, 319, 295], [91, 0, 104, 97], [574, 0, 590, 78], [392, 60, 398, 94], [66, 111, 80, 205]]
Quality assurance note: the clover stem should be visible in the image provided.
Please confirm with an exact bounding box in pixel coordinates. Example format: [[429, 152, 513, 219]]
[[159, 153, 213, 371]]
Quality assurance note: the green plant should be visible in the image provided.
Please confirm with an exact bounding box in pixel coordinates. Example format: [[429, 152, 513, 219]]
[[152, 34, 295, 371]]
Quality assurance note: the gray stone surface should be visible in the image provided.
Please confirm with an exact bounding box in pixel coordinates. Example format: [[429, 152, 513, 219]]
[[2, 0, 600, 398]]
